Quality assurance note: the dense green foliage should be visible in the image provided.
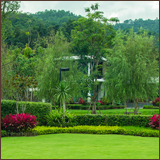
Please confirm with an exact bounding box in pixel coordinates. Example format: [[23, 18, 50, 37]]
[[1, 130, 7, 137], [74, 115, 150, 127], [114, 18, 159, 34], [104, 29, 159, 114], [143, 105, 159, 109], [66, 104, 125, 110], [68, 108, 159, 115], [4, 10, 159, 49], [1, 100, 51, 126]]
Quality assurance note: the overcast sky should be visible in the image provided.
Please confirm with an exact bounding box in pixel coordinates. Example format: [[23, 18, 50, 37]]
[[19, 1, 159, 23]]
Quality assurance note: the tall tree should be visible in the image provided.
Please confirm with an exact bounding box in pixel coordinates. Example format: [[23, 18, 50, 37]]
[[104, 28, 159, 114], [1, 1, 20, 42], [71, 3, 117, 114]]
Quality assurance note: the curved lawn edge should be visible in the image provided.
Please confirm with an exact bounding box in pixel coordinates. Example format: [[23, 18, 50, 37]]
[[32, 125, 159, 137]]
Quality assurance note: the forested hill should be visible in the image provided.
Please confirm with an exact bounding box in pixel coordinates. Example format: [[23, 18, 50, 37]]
[[6, 9, 159, 49], [114, 18, 159, 34], [31, 9, 81, 26]]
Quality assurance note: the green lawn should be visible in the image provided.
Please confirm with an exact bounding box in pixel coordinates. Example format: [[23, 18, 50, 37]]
[[68, 108, 159, 115], [1, 133, 159, 159]]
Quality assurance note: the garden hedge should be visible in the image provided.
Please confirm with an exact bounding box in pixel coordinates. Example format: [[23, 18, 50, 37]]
[[32, 126, 159, 137], [74, 115, 151, 127], [66, 104, 125, 110], [1, 100, 51, 126], [143, 105, 159, 109]]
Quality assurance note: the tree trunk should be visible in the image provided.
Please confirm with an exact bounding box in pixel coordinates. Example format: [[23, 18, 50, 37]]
[[63, 99, 65, 113], [53, 101, 56, 110], [124, 98, 127, 112], [50, 103, 52, 112], [91, 101, 97, 114], [134, 99, 138, 115]]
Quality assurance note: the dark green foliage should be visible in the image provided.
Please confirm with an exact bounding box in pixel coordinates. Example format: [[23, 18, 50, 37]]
[[143, 105, 159, 109], [114, 18, 159, 34], [75, 115, 150, 127], [143, 105, 154, 109], [1, 100, 51, 126], [66, 104, 124, 110], [156, 102, 159, 106], [1, 130, 7, 137]]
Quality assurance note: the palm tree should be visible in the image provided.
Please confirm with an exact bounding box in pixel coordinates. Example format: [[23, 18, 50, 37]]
[[54, 81, 72, 113]]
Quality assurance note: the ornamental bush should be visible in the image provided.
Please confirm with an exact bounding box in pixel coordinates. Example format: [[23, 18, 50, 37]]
[[33, 125, 159, 137], [2, 113, 38, 132], [78, 98, 86, 104], [148, 114, 159, 130], [75, 115, 150, 127], [46, 109, 77, 127]]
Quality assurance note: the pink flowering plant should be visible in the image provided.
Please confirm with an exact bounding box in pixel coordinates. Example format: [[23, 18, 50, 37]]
[[97, 100, 103, 105], [148, 114, 159, 130], [79, 98, 86, 104], [2, 113, 38, 132]]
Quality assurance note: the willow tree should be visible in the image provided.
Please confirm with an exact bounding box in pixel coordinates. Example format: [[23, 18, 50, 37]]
[[36, 31, 83, 108], [71, 3, 117, 114], [104, 28, 159, 114]]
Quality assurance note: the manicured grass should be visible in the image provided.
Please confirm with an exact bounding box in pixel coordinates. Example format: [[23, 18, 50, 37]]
[[68, 108, 159, 115], [1, 133, 159, 159]]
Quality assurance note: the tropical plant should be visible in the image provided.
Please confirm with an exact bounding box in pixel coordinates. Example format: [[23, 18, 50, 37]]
[[54, 81, 72, 113], [46, 109, 77, 127]]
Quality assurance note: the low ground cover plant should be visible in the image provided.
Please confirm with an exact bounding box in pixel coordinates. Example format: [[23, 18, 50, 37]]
[[32, 125, 159, 137], [2, 113, 38, 133]]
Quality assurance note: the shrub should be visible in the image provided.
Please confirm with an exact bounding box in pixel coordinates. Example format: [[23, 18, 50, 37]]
[[2, 113, 38, 132], [156, 102, 159, 106], [1, 100, 51, 126], [1, 130, 7, 137], [143, 105, 154, 109], [78, 98, 86, 104], [33, 125, 159, 137], [66, 104, 124, 110], [148, 114, 159, 130], [102, 96, 110, 105], [152, 97, 159, 106], [46, 109, 77, 127], [74, 115, 150, 127]]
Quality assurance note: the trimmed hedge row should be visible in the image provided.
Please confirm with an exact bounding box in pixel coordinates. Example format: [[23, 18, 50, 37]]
[[66, 104, 125, 110], [143, 105, 159, 109], [74, 115, 150, 127], [32, 125, 159, 137], [1, 100, 51, 126]]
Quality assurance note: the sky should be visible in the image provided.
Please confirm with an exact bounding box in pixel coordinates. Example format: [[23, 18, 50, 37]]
[[19, 1, 159, 23]]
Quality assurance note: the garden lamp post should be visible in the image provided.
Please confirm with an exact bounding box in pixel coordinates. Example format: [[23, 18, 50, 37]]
[[59, 68, 69, 108]]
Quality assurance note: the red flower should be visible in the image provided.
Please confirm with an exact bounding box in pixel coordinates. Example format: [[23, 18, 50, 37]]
[[148, 114, 159, 130], [2, 113, 38, 132]]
